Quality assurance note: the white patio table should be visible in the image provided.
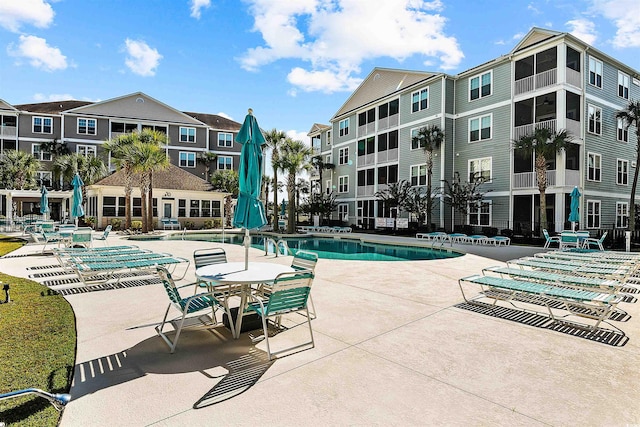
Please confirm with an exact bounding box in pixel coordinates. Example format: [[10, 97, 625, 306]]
[[195, 262, 295, 338]]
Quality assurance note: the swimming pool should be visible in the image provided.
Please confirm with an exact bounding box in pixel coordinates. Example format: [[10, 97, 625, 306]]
[[168, 233, 461, 261]]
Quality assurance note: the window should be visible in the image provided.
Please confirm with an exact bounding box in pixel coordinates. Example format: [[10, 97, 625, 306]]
[[618, 71, 629, 99], [327, 130, 332, 146], [77, 118, 97, 135], [142, 124, 167, 134], [618, 118, 629, 142], [587, 152, 601, 182], [132, 197, 142, 217], [378, 164, 398, 185], [218, 132, 233, 147], [469, 201, 491, 226], [217, 156, 233, 170], [617, 159, 629, 185], [111, 122, 137, 133], [33, 116, 52, 134], [179, 152, 196, 168], [469, 157, 492, 182], [410, 128, 421, 150], [77, 145, 96, 158], [358, 108, 375, 129], [338, 204, 349, 221], [178, 199, 186, 217], [325, 179, 331, 195], [411, 88, 429, 112], [179, 127, 196, 143], [339, 119, 349, 137], [588, 56, 603, 88], [339, 147, 349, 165], [32, 144, 51, 161], [338, 175, 349, 193], [379, 99, 399, 118], [588, 105, 601, 135], [410, 164, 427, 186], [586, 200, 601, 228], [36, 171, 52, 187], [616, 202, 629, 228], [469, 115, 491, 142], [469, 71, 491, 101], [190, 200, 200, 217]]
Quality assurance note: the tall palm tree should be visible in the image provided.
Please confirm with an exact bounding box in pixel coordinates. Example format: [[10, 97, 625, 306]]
[[617, 100, 640, 232], [264, 128, 287, 230], [276, 137, 312, 233], [197, 151, 218, 182], [0, 149, 40, 190], [295, 177, 310, 223], [129, 141, 169, 233], [514, 127, 570, 234], [104, 132, 139, 230], [54, 153, 108, 199], [310, 155, 335, 194], [138, 129, 169, 230], [375, 180, 412, 231], [411, 125, 444, 231], [261, 174, 272, 219]]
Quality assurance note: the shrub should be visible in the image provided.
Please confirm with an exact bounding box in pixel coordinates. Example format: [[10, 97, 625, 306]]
[[500, 228, 513, 237], [184, 220, 195, 230], [204, 219, 215, 229], [110, 218, 122, 230], [131, 220, 142, 231]]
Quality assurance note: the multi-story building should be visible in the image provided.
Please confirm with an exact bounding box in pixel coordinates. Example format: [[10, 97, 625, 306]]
[[0, 92, 242, 228], [309, 27, 640, 234]]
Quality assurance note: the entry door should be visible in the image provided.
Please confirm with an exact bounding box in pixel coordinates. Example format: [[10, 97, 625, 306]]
[[163, 202, 172, 219]]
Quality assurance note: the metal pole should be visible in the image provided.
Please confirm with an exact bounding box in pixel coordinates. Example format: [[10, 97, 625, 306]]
[[244, 228, 250, 270]]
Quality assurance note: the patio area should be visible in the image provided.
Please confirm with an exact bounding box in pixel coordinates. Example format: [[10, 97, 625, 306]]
[[1, 232, 639, 426]]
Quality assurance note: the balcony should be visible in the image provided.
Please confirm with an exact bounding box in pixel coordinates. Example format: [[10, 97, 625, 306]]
[[514, 68, 557, 96], [566, 67, 582, 89], [512, 170, 556, 189], [358, 122, 375, 137], [357, 185, 375, 196], [0, 125, 17, 138], [565, 118, 581, 139], [357, 153, 375, 168], [378, 114, 399, 132], [377, 148, 398, 163], [514, 119, 557, 141]]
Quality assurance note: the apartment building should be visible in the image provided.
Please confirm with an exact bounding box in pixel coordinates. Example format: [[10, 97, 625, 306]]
[[308, 27, 640, 234], [0, 92, 241, 228]]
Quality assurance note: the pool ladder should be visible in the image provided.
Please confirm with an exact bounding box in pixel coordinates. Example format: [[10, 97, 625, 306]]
[[264, 238, 289, 257]]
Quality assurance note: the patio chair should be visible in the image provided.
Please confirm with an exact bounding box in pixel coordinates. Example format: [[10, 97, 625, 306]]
[[194, 248, 227, 291], [542, 229, 561, 249], [291, 250, 319, 319], [583, 231, 608, 251], [68, 228, 93, 248], [246, 270, 315, 360], [559, 231, 579, 250], [155, 266, 230, 353], [93, 225, 112, 246]]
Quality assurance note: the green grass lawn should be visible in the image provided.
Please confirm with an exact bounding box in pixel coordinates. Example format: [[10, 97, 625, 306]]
[[0, 236, 76, 426]]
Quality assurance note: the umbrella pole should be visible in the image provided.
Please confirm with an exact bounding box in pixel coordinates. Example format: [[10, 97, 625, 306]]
[[244, 228, 250, 270]]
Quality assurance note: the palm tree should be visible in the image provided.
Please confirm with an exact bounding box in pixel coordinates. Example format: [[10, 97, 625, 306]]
[[264, 128, 287, 230], [295, 177, 310, 223], [617, 100, 640, 232], [138, 129, 169, 230], [0, 150, 40, 190], [310, 155, 335, 194], [53, 153, 108, 201], [374, 180, 411, 231], [197, 151, 218, 182], [261, 174, 272, 219], [129, 141, 169, 233], [104, 132, 139, 230], [514, 127, 570, 234], [276, 137, 312, 233], [411, 125, 444, 231]]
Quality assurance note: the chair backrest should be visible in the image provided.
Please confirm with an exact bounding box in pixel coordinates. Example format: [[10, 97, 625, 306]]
[[599, 231, 608, 242], [156, 266, 182, 304], [193, 248, 227, 269], [72, 228, 93, 245], [40, 221, 55, 232], [100, 225, 112, 239], [291, 250, 318, 271], [542, 229, 551, 240], [265, 270, 314, 315]]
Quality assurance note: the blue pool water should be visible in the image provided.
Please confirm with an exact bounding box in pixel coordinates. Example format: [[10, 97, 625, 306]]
[[168, 233, 461, 261]]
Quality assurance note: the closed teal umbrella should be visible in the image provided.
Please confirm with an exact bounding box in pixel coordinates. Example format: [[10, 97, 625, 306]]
[[71, 173, 85, 224], [233, 109, 267, 269], [40, 185, 50, 219], [568, 186, 580, 231]]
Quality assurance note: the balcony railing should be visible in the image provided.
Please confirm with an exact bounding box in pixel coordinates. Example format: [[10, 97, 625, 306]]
[[358, 122, 375, 137], [512, 170, 557, 189], [378, 114, 399, 131], [514, 119, 557, 140], [565, 170, 580, 186], [357, 185, 375, 196], [566, 67, 581, 89], [357, 153, 375, 167], [377, 148, 398, 163], [0, 125, 17, 138], [514, 68, 557, 95], [565, 118, 581, 139]]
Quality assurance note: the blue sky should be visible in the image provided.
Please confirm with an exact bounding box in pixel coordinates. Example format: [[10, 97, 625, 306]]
[[1, 0, 639, 144]]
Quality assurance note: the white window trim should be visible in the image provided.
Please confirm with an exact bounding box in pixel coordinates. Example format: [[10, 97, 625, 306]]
[[338, 203, 349, 221], [77, 145, 97, 158], [77, 117, 97, 135], [179, 127, 196, 143], [617, 158, 629, 186], [410, 127, 421, 151], [325, 179, 332, 195], [338, 175, 349, 193], [468, 70, 492, 101], [36, 170, 52, 184], [179, 151, 196, 168], [32, 116, 53, 134], [339, 119, 350, 137], [339, 147, 349, 165], [217, 132, 233, 147], [217, 155, 233, 170], [587, 152, 602, 182], [586, 199, 601, 229], [467, 200, 492, 226], [618, 71, 630, 100], [588, 56, 603, 89], [617, 118, 629, 142], [587, 104, 602, 135], [468, 113, 492, 143], [616, 202, 629, 229], [410, 163, 427, 186], [468, 157, 492, 182], [411, 87, 429, 113], [32, 143, 51, 161]]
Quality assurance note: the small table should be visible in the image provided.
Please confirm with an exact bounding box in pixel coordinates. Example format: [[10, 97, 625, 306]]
[[195, 262, 295, 338]]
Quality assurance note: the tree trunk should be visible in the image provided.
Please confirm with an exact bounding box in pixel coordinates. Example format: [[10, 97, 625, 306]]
[[536, 155, 548, 235], [124, 165, 133, 229], [426, 150, 433, 231], [147, 172, 154, 231], [273, 167, 279, 231], [288, 173, 296, 234]]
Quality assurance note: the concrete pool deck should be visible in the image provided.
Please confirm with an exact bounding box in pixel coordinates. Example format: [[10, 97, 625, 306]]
[[1, 231, 639, 426]]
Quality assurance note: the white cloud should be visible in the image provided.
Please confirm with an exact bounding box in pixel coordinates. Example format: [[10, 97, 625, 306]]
[[590, 0, 640, 48], [33, 93, 74, 101], [124, 39, 162, 76], [239, 0, 463, 93], [8, 35, 67, 71], [0, 0, 54, 32], [190, 0, 211, 19], [216, 111, 234, 120], [566, 19, 597, 45], [285, 129, 310, 145]]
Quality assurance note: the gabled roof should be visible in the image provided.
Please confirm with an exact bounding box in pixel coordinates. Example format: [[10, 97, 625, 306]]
[[511, 27, 562, 54], [94, 163, 214, 192], [65, 92, 205, 126], [307, 123, 330, 135], [183, 112, 241, 132], [0, 99, 18, 112], [14, 100, 93, 114], [332, 68, 438, 120]]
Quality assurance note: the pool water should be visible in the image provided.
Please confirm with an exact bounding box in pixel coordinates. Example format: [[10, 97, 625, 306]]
[[169, 233, 461, 261]]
